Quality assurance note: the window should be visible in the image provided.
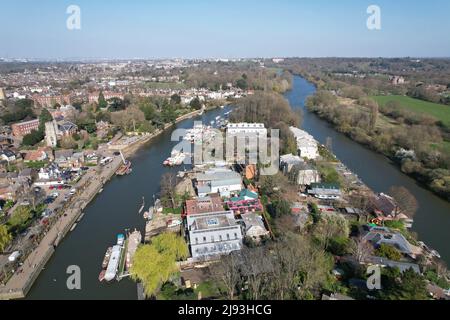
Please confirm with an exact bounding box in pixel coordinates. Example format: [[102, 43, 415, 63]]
[[234, 233, 238, 239], [226, 234, 230, 240], [195, 237, 198, 244], [203, 236, 206, 242]]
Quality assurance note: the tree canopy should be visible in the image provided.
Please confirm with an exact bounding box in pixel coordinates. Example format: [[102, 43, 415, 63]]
[[130, 233, 188, 297]]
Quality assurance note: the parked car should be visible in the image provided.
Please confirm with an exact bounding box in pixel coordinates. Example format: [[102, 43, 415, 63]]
[[8, 251, 21, 262]]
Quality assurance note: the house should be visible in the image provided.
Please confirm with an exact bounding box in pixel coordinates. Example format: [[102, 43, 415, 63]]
[[370, 193, 397, 217], [24, 149, 48, 162], [183, 194, 225, 218], [308, 183, 342, 200], [54, 149, 74, 168], [195, 170, 242, 197], [293, 163, 321, 186], [363, 226, 415, 257], [186, 210, 243, 260], [230, 189, 258, 201], [280, 154, 303, 174], [241, 213, 269, 242], [0, 149, 17, 162], [84, 150, 99, 165], [226, 198, 263, 216], [289, 127, 319, 160]]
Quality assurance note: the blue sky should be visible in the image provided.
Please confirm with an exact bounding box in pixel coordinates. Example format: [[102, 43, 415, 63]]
[[1, 0, 449, 59]]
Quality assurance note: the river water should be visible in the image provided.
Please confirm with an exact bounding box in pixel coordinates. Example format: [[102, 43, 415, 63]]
[[28, 76, 450, 299], [285, 75, 450, 266], [27, 106, 233, 300]]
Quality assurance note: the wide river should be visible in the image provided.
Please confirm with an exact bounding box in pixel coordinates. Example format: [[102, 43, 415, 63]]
[[27, 76, 450, 299]]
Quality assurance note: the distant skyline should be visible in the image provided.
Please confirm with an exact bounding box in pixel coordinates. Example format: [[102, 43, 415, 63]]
[[1, 0, 450, 59]]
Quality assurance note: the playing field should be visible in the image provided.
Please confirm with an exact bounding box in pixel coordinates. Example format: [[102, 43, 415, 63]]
[[372, 95, 450, 129]]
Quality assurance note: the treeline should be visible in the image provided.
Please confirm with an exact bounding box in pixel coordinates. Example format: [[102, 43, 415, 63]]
[[0, 99, 36, 125], [230, 91, 300, 155], [183, 62, 293, 93]]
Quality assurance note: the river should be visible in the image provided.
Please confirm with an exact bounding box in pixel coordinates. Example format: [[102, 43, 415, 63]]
[[285, 75, 450, 266], [27, 106, 233, 300], [28, 76, 450, 299]]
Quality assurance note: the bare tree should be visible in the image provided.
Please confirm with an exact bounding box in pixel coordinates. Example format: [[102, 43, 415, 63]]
[[240, 246, 274, 300], [211, 253, 241, 300], [350, 236, 373, 263], [160, 172, 177, 208], [388, 186, 418, 218]]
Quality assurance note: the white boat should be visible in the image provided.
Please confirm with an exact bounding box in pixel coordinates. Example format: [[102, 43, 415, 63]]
[[104, 245, 121, 282], [70, 223, 77, 232]]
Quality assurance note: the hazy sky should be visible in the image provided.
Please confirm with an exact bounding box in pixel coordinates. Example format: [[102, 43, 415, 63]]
[[1, 0, 449, 59]]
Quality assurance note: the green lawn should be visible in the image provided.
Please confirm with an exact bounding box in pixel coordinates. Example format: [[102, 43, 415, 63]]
[[372, 95, 450, 129]]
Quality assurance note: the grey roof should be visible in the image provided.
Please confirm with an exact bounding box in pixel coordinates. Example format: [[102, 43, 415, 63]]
[[363, 227, 413, 255], [210, 178, 242, 188], [196, 171, 241, 182], [197, 185, 211, 194], [365, 256, 421, 274], [241, 213, 267, 232], [55, 149, 73, 160]]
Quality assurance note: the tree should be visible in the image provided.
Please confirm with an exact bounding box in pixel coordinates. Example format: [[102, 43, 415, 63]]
[[22, 130, 44, 146], [375, 244, 403, 261], [211, 252, 241, 300], [7, 206, 33, 233], [98, 91, 107, 109], [189, 97, 202, 110], [170, 94, 181, 105], [160, 173, 177, 208], [380, 268, 428, 300], [0, 225, 12, 253], [313, 214, 349, 250], [388, 186, 418, 218], [130, 233, 188, 298], [38, 109, 53, 132]]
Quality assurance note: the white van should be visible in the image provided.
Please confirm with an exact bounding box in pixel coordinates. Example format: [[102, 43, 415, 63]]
[[8, 251, 21, 262]]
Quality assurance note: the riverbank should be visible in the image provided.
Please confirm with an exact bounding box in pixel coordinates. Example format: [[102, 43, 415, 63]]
[[0, 107, 210, 300], [289, 71, 450, 203], [285, 75, 450, 265]]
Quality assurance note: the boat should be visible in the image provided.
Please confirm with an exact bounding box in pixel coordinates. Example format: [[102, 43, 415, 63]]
[[104, 245, 122, 282], [116, 160, 132, 176], [98, 188, 104, 194], [76, 212, 85, 223], [102, 247, 113, 269], [70, 223, 77, 232], [117, 234, 125, 246], [98, 270, 106, 282]]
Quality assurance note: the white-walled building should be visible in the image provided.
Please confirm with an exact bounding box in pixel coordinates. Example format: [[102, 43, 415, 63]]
[[186, 210, 243, 259], [289, 127, 319, 160]]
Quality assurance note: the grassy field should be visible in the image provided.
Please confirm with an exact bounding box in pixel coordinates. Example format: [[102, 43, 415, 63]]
[[372, 95, 450, 129]]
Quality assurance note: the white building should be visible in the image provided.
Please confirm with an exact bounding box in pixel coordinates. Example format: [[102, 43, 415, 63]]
[[289, 127, 319, 160], [187, 210, 243, 260]]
